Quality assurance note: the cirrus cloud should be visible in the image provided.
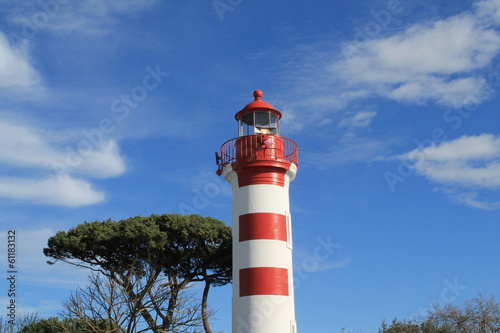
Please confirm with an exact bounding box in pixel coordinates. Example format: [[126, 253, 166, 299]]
[[278, 0, 500, 125], [0, 32, 39, 88]]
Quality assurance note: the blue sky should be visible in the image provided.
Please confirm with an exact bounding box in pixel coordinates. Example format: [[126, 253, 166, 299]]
[[0, 0, 499, 332]]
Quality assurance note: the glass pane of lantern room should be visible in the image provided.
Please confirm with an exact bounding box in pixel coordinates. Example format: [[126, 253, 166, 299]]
[[241, 113, 254, 136], [255, 112, 270, 128], [270, 114, 279, 134]]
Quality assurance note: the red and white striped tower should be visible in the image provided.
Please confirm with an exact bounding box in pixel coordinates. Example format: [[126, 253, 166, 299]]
[[216, 90, 299, 333]]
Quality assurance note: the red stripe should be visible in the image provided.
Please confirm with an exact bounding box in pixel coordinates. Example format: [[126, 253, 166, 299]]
[[236, 165, 287, 187], [240, 267, 289, 296], [239, 213, 287, 242]]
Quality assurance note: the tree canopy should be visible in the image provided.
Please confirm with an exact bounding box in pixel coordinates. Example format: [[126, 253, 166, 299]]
[[44, 214, 232, 333], [379, 294, 500, 333], [19, 317, 115, 333]]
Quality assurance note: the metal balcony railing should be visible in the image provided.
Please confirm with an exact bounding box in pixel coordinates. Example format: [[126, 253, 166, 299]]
[[217, 135, 299, 170]]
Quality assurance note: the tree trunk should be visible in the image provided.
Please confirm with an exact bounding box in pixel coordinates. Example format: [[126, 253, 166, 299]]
[[115, 273, 159, 333], [162, 286, 179, 331], [201, 278, 212, 333]]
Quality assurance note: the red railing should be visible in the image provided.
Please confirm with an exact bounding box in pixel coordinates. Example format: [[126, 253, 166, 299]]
[[217, 135, 299, 170]]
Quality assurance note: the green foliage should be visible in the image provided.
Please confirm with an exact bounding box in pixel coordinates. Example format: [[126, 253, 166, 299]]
[[19, 317, 117, 333], [44, 214, 232, 284], [18, 317, 61, 333], [379, 318, 421, 333]]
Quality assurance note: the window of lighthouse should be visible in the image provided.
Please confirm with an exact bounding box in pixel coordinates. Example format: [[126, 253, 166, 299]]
[[270, 114, 279, 134], [286, 212, 293, 250], [255, 112, 268, 128], [239, 111, 279, 136], [254, 112, 278, 135], [240, 113, 254, 136]]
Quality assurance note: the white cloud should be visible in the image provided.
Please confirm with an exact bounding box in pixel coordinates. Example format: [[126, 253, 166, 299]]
[[101, 0, 159, 13], [276, 0, 500, 124], [475, 0, 500, 24], [405, 134, 500, 162], [0, 120, 126, 178], [0, 175, 105, 207], [0, 32, 39, 88], [402, 134, 500, 210], [0, 119, 126, 206], [0, 120, 60, 167], [62, 140, 127, 178], [7, 0, 159, 37], [0, 0, 141, 207], [334, 13, 500, 107], [339, 111, 377, 128], [453, 191, 500, 210], [388, 76, 490, 107]]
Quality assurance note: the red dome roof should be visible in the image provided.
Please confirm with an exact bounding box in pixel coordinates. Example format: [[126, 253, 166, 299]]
[[235, 90, 282, 120]]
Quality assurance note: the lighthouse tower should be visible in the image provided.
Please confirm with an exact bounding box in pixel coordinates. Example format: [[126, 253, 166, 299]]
[[216, 90, 299, 333]]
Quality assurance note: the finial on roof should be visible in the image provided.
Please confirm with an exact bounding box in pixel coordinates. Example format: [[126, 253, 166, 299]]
[[253, 90, 263, 101]]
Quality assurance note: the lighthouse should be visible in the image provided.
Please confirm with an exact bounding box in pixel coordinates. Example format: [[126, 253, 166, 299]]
[[216, 90, 299, 333]]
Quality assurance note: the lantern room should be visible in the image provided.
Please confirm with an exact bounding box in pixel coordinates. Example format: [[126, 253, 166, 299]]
[[215, 90, 299, 176], [235, 90, 282, 136]]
